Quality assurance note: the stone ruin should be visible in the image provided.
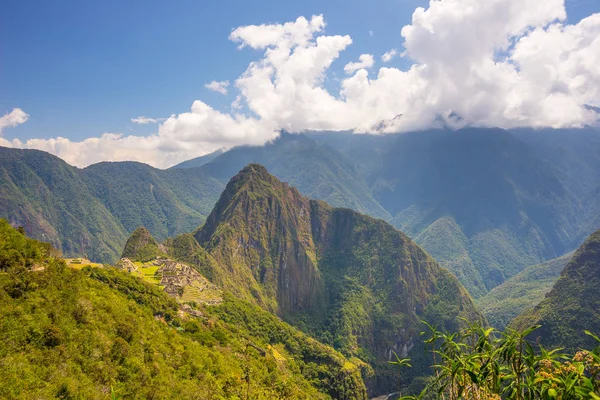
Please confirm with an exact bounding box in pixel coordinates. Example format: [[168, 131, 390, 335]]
[[117, 257, 222, 305]]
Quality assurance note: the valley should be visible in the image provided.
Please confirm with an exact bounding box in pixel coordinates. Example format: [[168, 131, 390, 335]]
[[1, 128, 600, 398]]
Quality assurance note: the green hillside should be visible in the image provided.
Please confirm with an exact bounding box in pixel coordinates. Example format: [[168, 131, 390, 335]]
[[477, 251, 573, 329], [0, 219, 368, 399], [511, 230, 600, 351], [0, 147, 223, 263]]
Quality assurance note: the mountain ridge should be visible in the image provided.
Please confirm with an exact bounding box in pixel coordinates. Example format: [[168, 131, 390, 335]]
[[511, 229, 600, 350], [0, 146, 223, 263]]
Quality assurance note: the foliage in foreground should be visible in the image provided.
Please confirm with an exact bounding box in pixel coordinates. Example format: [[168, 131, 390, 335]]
[[0, 218, 367, 399], [395, 322, 600, 400]]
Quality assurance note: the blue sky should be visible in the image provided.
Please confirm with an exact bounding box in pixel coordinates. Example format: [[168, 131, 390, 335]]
[[1, 0, 599, 168], [2, 0, 431, 141]]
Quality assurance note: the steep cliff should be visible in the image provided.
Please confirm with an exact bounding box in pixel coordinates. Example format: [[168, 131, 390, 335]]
[[192, 164, 481, 394]]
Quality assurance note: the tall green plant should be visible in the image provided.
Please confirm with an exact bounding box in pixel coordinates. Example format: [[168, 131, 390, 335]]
[[394, 323, 600, 399]]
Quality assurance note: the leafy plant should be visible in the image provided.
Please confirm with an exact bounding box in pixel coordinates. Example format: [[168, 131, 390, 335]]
[[393, 322, 600, 399]]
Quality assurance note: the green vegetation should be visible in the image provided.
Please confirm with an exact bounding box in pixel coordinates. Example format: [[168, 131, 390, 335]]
[[0, 218, 368, 399], [64, 258, 104, 269], [0, 218, 54, 270], [511, 230, 600, 351], [394, 322, 600, 400], [184, 164, 481, 395], [477, 252, 573, 329], [121, 227, 165, 262], [0, 147, 223, 263]]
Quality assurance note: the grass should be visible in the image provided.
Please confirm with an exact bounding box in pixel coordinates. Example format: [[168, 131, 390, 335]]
[[64, 258, 103, 270]]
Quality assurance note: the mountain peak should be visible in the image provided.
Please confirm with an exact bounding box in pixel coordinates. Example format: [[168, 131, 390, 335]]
[[236, 163, 271, 180], [223, 163, 296, 201], [194, 163, 304, 246], [121, 227, 165, 261]]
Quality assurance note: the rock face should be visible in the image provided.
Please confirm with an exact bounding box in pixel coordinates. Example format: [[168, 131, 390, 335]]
[[511, 229, 600, 350], [192, 164, 481, 394]]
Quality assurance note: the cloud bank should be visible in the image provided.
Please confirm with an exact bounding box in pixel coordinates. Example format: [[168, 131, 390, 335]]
[[3, 0, 600, 168]]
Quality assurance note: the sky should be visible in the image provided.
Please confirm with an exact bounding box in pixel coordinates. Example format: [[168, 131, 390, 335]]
[[1, 0, 599, 168]]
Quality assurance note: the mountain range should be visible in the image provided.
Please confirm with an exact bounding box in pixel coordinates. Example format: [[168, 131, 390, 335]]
[[2, 126, 600, 302], [0, 147, 223, 262], [2, 141, 600, 397]]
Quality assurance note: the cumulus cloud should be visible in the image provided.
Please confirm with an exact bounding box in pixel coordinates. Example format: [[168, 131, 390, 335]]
[[6, 1, 600, 167], [344, 54, 375, 74], [0, 108, 29, 135], [205, 80, 230, 95], [381, 49, 398, 63]]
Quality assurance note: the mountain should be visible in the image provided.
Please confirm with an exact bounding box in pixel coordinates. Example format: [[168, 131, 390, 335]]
[[81, 161, 223, 240], [476, 251, 573, 329], [0, 147, 129, 262], [176, 132, 391, 221], [169, 148, 225, 169], [0, 147, 223, 263], [309, 128, 597, 297], [6, 126, 600, 301], [120, 226, 165, 261], [0, 219, 368, 399], [182, 164, 480, 395], [511, 229, 600, 351]]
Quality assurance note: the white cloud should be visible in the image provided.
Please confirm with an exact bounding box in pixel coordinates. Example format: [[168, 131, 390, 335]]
[[7, 3, 600, 167], [369, 30, 374, 37], [344, 54, 375, 74], [205, 80, 230, 95], [131, 116, 159, 124], [0, 108, 29, 135], [381, 49, 398, 63]]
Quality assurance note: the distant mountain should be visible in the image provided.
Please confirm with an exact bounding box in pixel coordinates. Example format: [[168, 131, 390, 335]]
[[309, 128, 599, 297], [170, 148, 225, 169], [511, 229, 600, 351], [0, 218, 367, 399], [477, 251, 573, 329], [179, 164, 481, 395], [0, 147, 128, 262], [175, 132, 391, 221], [5, 126, 600, 300], [0, 147, 223, 263]]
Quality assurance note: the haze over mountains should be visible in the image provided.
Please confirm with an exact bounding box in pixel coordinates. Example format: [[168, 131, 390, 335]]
[[2, 133, 600, 397], [3, 127, 599, 301]]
